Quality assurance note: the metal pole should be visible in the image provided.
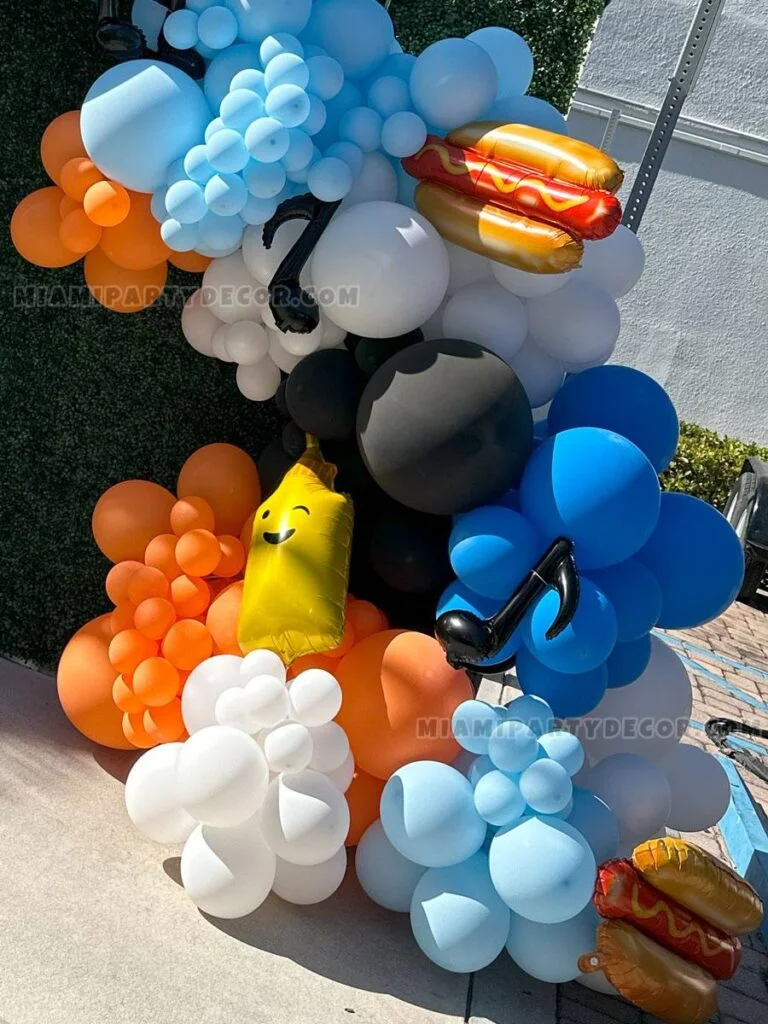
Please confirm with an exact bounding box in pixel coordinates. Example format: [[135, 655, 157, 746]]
[[622, 0, 727, 232]]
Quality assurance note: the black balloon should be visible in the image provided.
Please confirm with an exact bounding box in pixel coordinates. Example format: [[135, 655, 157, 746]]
[[258, 438, 296, 497], [369, 508, 453, 594], [281, 420, 307, 458], [354, 329, 424, 377], [357, 338, 534, 516], [285, 349, 363, 441], [274, 379, 290, 417]]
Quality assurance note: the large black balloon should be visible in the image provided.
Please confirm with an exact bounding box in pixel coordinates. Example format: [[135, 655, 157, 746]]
[[370, 509, 452, 594], [357, 338, 534, 515], [354, 329, 423, 377], [285, 349, 363, 441]]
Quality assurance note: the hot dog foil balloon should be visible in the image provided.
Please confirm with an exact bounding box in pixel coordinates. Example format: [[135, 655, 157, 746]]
[[238, 437, 353, 664], [402, 121, 624, 274]]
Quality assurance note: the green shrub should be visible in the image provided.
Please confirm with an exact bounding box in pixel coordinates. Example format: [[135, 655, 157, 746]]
[[661, 422, 768, 511], [389, 0, 608, 111]]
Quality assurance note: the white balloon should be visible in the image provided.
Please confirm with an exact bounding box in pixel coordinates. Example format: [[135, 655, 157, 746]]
[[177, 726, 270, 827], [326, 749, 355, 792], [579, 226, 645, 299], [260, 304, 278, 331], [260, 770, 350, 865], [312, 201, 449, 338], [491, 261, 571, 298], [236, 358, 282, 400], [268, 330, 303, 372], [201, 251, 265, 323], [240, 648, 286, 684], [212, 324, 234, 361], [445, 241, 491, 295], [587, 753, 672, 846], [420, 297, 449, 341], [225, 320, 269, 364], [355, 819, 426, 912], [181, 816, 276, 918], [242, 220, 307, 286], [441, 280, 527, 363], [341, 151, 397, 208], [263, 721, 314, 774], [214, 686, 263, 734], [308, 722, 350, 773], [272, 847, 347, 904], [508, 335, 565, 408], [527, 279, 620, 366], [125, 743, 197, 844], [318, 315, 347, 349], [288, 669, 342, 727], [242, 674, 290, 727], [279, 322, 323, 356], [181, 289, 221, 356], [658, 743, 731, 833], [182, 655, 243, 734]]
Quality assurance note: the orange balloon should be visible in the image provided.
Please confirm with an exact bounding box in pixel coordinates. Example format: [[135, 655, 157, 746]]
[[112, 674, 144, 714], [214, 535, 245, 578], [175, 528, 222, 576], [288, 651, 341, 679], [177, 444, 261, 536], [168, 250, 212, 273], [240, 511, 255, 552], [345, 769, 385, 847], [92, 479, 175, 563], [83, 180, 131, 227], [336, 630, 473, 780], [170, 496, 216, 536], [127, 565, 171, 605], [59, 208, 102, 254], [59, 195, 81, 219], [40, 111, 86, 184], [133, 656, 181, 706], [144, 533, 182, 581], [346, 599, 387, 642], [144, 700, 186, 743], [325, 619, 356, 659], [59, 158, 104, 202], [162, 619, 214, 670], [110, 601, 137, 635], [105, 559, 144, 604], [134, 597, 177, 639], [170, 574, 211, 617], [98, 191, 170, 270], [109, 629, 158, 675], [11, 187, 81, 268], [206, 581, 244, 655], [84, 247, 167, 313], [123, 712, 158, 749]]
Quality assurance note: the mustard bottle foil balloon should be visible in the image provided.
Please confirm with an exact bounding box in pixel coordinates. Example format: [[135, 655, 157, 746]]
[[239, 437, 353, 663]]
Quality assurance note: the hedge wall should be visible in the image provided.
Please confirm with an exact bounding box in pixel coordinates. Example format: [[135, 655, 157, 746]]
[[661, 422, 768, 512]]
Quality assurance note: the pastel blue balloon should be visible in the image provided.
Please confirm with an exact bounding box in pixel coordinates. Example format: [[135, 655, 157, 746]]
[[519, 759, 573, 815], [552, 798, 574, 821], [241, 194, 279, 225], [132, 0, 168, 49], [468, 754, 494, 786], [381, 111, 427, 158], [538, 731, 585, 777], [198, 210, 244, 250], [339, 106, 382, 152], [150, 187, 168, 221], [308, 156, 353, 200], [285, 145, 320, 183], [522, 577, 617, 675], [281, 128, 315, 171], [222, 0, 312, 42], [205, 117, 225, 142], [380, 761, 486, 868], [204, 44, 262, 110], [451, 749, 477, 778], [503, 693, 555, 737], [377, 52, 416, 81], [605, 634, 652, 689], [165, 157, 188, 186], [220, 88, 265, 132], [306, 54, 345, 100], [160, 218, 199, 252], [184, 144, 216, 184], [449, 506, 541, 602], [186, 0, 219, 11], [396, 161, 417, 207], [355, 820, 425, 912], [436, 581, 522, 666], [304, 0, 394, 79], [368, 75, 410, 117], [265, 53, 310, 92], [488, 720, 539, 774], [566, 788, 620, 864], [165, 179, 207, 224], [585, 560, 662, 643], [515, 645, 608, 719], [163, 9, 199, 50], [520, 428, 662, 570], [195, 41, 218, 61], [411, 853, 510, 972], [80, 60, 211, 193], [636, 492, 744, 629], [303, 95, 328, 136], [485, 95, 568, 135], [204, 172, 248, 216], [548, 366, 680, 473], [410, 39, 497, 132], [452, 699, 505, 755], [506, 902, 600, 983], [260, 32, 304, 65], [314, 80, 363, 147], [245, 117, 290, 162], [206, 127, 249, 172], [473, 770, 526, 827], [324, 140, 364, 175], [229, 68, 266, 96], [489, 815, 596, 923], [243, 159, 286, 198], [197, 5, 238, 49], [467, 27, 533, 99], [266, 84, 311, 127]]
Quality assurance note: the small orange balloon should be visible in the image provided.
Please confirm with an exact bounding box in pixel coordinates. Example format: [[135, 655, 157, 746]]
[[84, 247, 167, 313], [112, 675, 144, 714], [133, 656, 181, 706], [170, 574, 211, 618], [240, 511, 255, 552], [134, 597, 177, 640], [144, 700, 186, 743], [175, 529, 222, 577], [40, 111, 86, 184], [144, 533, 182, 581], [177, 444, 261, 537], [170, 496, 216, 536], [162, 619, 214, 670], [59, 158, 104, 202], [105, 560, 144, 604], [59, 194, 82, 219], [109, 629, 158, 675], [57, 614, 133, 749], [346, 599, 387, 642], [345, 769, 385, 847], [11, 187, 81, 268], [110, 601, 137, 635], [98, 191, 171, 270], [206, 580, 243, 655], [59, 208, 102, 254], [214, 535, 245, 578], [325, 619, 356, 659], [288, 651, 341, 679], [168, 250, 212, 273], [83, 180, 131, 227], [127, 565, 171, 605], [92, 480, 175, 563], [123, 712, 158, 749]]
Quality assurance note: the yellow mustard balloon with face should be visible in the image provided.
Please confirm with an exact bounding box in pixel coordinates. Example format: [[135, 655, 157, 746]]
[[238, 436, 354, 664]]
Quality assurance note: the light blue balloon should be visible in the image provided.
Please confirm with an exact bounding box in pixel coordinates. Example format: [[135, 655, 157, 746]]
[[411, 853, 511, 972], [436, 581, 522, 667], [484, 95, 568, 135], [473, 770, 526, 827], [376, 52, 416, 81], [395, 161, 417, 207], [585, 560, 662, 644], [380, 761, 486, 868], [308, 156, 353, 201], [245, 117, 291, 162], [303, 95, 327, 136], [204, 44, 262, 111], [506, 902, 600, 982], [381, 112, 427, 158], [355, 820, 425, 912], [280, 128, 315, 172], [195, 41, 217, 61], [410, 39, 497, 132], [204, 172, 248, 216], [605, 634, 652, 689], [131, 0, 168, 50], [184, 144, 216, 184], [451, 749, 477, 778], [222, 0, 312, 42], [307, 55, 345, 101], [243, 159, 286, 198], [452, 699, 505, 755], [163, 9, 200, 50], [198, 210, 244, 250], [160, 217, 199, 252], [368, 75, 410, 118], [566, 788, 620, 864], [80, 60, 211, 193], [206, 127, 249, 172], [449, 506, 541, 602], [304, 0, 393, 79], [519, 760, 573, 815], [220, 88, 265, 132], [265, 53, 310, 92], [515, 646, 608, 719], [503, 693, 555, 737], [260, 32, 304, 65], [186, 0, 218, 11], [229, 68, 266, 96], [150, 187, 168, 221], [468, 754, 494, 787], [488, 720, 539, 774], [205, 117, 225, 142], [489, 815, 597, 923], [197, 5, 238, 50], [339, 106, 382, 152], [266, 84, 311, 127], [241, 194, 280, 225], [538, 731, 585, 777], [165, 157, 188, 186], [522, 578, 618, 675], [315, 80, 363, 148], [467, 27, 534, 100], [165, 179, 207, 224], [324, 140, 364, 176]]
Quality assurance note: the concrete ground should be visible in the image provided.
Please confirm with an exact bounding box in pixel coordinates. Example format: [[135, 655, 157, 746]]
[[2, 600, 768, 1024]]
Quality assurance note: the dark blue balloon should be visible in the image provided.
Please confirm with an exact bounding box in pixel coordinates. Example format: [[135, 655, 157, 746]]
[[520, 428, 661, 570], [566, 788, 620, 864], [548, 365, 679, 472], [636, 492, 744, 628], [515, 644, 608, 718], [521, 577, 617, 674], [585, 559, 662, 642], [605, 634, 652, 688], [449, 506, 541, 600], [437, 581, 522, 664]]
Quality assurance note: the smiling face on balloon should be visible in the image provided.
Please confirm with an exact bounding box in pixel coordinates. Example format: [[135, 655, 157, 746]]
[[260, 501, 310, 545]]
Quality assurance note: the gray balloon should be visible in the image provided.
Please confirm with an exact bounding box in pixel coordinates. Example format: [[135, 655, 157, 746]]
[[356, 338, 533, 515]]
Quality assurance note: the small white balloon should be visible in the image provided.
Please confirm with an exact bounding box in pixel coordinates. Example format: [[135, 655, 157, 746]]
[[288, 669, 342, 726], [527, 278, 620, 367], [125, 743, 197, 844], [272, 847, 347, 904], [263, 721, 314, 774], [325, 748, 355, 792], [243, 219, 307, 285], [445, 241, 491, 295], [181, 288, 221, 356], [225, 319, 270, 364], [420, 297, 449, 341], [341, 151, 397, 208], [279, 322, 323, 356], [236, 358, 282, 400], [240, 648, 287, 684], [242, 674, 290, 727], [442, 280, 527, 363], [588, 752, 672, 847], [260, 304, 278, 331], [202, 251, 265, 323], [212, 323, 234, 361], [318, 315, 347, 349], [491, 261, 571, 298], [308, 721, 350, 773], [260, 769, 350, 865], [268, 330, 303, 372], [659, 743, 731, 833], [579, 226, 645, 299], [508, 335, 566, 408], [177, 725, 270, 827], [214, 686, 262, 734], [182, 655, 244, 734]]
